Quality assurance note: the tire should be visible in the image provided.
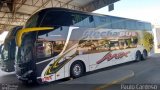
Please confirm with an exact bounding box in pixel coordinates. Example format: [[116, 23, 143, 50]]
[[70, 61, 85, 78], [135, 51, 142, 61], [142, 50, 148, 60]]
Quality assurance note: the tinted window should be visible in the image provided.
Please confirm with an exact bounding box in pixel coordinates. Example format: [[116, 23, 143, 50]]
[[94, 16, 112, 28], [71, 13, 94, 28], [36, 27, 69, 62], [144, 22, 152, 31], [125, 20, 137, 30], [136, 21, 145, 30], [71, 13, 89, 24], [26, 13, 39, 28], [40, 11, 72, 27], [111, 17, 125, 29]]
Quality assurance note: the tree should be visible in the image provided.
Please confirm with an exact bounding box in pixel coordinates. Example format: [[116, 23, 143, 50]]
[[141, 31, 154, 52]]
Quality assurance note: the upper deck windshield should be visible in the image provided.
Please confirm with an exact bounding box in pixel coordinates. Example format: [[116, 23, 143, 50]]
[[25, 10, 73, 28], [25, 9, 92, 28], [25, 13, 39, 28]]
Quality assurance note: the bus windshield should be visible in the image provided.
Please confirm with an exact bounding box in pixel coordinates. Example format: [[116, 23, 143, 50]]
[[1, 45, 9, 61], [1, 37, 16, 61], [16, 32, 36, 64], [1, 40, 16, 61]]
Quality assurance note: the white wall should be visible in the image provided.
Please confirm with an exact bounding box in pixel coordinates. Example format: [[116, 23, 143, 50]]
[[0, 31, 9, 44], [153, 25, 160, 53]]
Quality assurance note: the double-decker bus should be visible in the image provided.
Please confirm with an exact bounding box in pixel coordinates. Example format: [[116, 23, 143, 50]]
[[15, 8, 153, 84], [1, 26, 22, 72]]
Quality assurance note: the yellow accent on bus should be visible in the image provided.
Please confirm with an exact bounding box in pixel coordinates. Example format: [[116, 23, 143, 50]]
[[16, 27, 53, 47]]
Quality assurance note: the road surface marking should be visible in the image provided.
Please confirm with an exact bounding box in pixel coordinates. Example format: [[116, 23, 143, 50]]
[[95, 70, 134, 90]]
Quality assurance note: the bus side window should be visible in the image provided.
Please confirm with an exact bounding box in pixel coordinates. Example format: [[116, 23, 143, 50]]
[[46, 33, 48, 37], [89, 16, 94, 22], [71, 13, 95, 28], [109, 41, 120, 50], [77, 40, 110, 54]]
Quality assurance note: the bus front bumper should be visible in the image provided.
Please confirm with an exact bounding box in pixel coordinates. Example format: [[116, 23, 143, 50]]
[[16, 68, 33, 81]]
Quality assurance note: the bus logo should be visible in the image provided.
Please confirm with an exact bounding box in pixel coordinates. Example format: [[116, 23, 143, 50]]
[[83, 30, 138, 39], [96, 51, 130, 64], [42, 76, 52, 82]]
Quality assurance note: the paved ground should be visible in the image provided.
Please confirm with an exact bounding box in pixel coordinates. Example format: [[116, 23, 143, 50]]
[[0, 54, 160, 90]]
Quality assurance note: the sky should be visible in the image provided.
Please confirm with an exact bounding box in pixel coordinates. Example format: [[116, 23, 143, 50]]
[[94, 0, 160, 25]]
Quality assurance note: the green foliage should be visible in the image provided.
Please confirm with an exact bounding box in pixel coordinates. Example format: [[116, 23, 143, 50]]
[[141, 31, 154, 52], [126, 39, 132, 46], [101, 40, 109, 45]]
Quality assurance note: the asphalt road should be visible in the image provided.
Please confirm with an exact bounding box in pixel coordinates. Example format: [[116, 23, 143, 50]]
[[0, 54, 160, 90]]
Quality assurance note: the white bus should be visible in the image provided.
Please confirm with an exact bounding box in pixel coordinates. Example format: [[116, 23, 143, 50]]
[[15, 8, 153, 84]]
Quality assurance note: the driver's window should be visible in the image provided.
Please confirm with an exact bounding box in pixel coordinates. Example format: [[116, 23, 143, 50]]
[[36, 31, 53, 62], [36, 29, 66, 62], [36, 41, 52, 59]]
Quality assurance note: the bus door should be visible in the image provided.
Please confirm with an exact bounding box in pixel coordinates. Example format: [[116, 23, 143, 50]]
[[36, 27, 69, 81]]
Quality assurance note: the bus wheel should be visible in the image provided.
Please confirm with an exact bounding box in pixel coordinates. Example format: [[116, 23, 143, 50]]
[[135, 51, 142, 61], [142, 50, 148, 60], [70, 61, 85, 78]]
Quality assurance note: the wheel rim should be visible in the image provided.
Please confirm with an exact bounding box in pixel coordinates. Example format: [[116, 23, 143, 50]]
[[73, 64, 81, 76]]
